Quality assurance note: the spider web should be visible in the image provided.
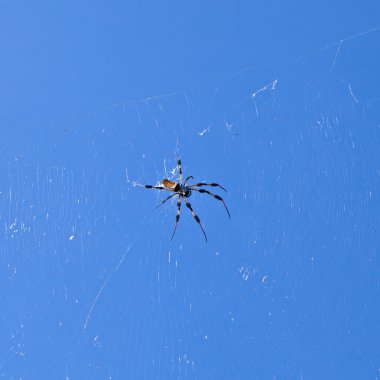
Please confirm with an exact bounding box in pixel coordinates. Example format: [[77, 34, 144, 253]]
[[1, 29, 380, 379]]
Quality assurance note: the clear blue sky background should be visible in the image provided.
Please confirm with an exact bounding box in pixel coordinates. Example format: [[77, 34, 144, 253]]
[[1, 1, 379, 379]]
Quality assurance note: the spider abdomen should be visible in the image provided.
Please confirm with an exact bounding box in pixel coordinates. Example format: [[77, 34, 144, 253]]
[[162, 179, 180, 191]]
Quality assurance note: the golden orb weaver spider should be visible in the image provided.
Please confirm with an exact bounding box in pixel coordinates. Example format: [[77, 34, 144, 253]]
[[143, 158, 230, 242]]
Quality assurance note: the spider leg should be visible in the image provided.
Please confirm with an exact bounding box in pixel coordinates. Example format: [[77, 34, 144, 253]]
[[183, 198, 207, 242], [183, 175, 194, 186], [170, 196, 182, 240], [143, 184, 167, 191], [191, 188, 231, 218], [177, 157, 183, 183], [188, 182, 227, 192], [155, 193, 177, 209]]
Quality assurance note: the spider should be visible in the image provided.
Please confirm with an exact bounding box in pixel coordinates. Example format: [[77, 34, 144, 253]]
[[143, 158, 230, 242]]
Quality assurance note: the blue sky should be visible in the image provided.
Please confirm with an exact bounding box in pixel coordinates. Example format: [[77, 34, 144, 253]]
[[1, 0, 379, 120], [1, 1, 380, 379]]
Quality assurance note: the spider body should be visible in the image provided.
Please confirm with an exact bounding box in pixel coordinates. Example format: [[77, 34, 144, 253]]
[[142, 158, 230, 242], [162, 179, 192, 197]]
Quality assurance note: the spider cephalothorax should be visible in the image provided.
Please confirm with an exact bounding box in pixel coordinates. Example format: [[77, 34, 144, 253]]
[[143, 158, 230, 242]]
